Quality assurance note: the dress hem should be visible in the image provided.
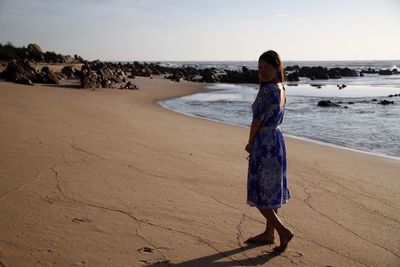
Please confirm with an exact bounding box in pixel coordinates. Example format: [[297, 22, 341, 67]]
[[246, 198, 290, 210]]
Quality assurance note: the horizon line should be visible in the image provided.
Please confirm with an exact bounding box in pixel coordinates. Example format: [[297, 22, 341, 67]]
[[100, 59, 400, 62]]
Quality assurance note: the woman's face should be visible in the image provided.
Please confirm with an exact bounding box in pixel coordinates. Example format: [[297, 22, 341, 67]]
[[258, 59, 278, 83]]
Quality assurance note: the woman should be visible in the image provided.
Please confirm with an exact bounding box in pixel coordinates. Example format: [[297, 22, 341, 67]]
[[244, 50, 294, 253]]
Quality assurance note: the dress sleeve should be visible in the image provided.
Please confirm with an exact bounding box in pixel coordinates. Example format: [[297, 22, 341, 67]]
[[252, 83, 279, 121]]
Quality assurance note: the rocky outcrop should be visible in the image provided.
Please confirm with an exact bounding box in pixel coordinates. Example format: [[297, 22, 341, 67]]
[[298, 66, 328, 79], [0, 43, 85, 64], [79, 60, 130, 89], [61, 65, 79, 79], [80, 65, 101, 89], [36, 66, 59, 84], [0, 59, 61, 85], [297, 66, 358, 80], [219, 67, 258, 83], [200, 68, 221, 83], [27, 43, 43, 54], [378, 69, 393, 75], [361, 67, 399, 75], [0, 59, 37, 85], [316, 95, 399, 108], [360, 67, 378, 74], [285, 65, 300, 72]]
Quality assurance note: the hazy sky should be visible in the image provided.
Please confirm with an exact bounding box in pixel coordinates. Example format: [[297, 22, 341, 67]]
[[0, 0, 399, 61]]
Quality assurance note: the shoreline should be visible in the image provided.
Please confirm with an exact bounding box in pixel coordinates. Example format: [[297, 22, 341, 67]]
[[158, 90, 400, 162]]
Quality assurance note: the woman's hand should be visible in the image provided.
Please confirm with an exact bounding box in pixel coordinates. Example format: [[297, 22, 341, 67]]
[[245, 143, 251, 153]]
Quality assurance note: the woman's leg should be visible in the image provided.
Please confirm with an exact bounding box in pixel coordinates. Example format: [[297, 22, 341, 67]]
[[265, 208, 278, 237], [244, 207, 278, 244], [258, 207, 294, 252]]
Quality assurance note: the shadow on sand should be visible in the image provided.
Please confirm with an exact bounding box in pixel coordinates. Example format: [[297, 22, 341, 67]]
[[143, 243, 282, 267], [39, 82, 83, 89]]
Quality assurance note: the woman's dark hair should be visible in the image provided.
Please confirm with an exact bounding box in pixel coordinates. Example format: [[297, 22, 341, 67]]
[[259, 50, 286, 88]]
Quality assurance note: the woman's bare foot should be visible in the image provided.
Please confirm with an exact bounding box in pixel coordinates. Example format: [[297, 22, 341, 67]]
[[245, 232, 275, 244], [273, 229, 294, 253]]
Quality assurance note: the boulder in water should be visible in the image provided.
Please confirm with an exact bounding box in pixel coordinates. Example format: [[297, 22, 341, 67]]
[[318, 100, 340, 107], [378, 100, 394, 105]]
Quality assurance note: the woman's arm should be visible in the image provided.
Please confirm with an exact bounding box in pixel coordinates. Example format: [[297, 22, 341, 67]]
[[246, 84, 275, 153], [245, 118, 262, 152]]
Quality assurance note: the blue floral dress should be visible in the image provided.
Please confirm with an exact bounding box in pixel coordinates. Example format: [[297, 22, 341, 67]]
[[247, 82, 291, 209]]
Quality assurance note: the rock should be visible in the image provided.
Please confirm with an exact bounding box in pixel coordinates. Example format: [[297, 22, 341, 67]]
[[36, 66, 59, 84], [0, 60, 61, 84], [15, 76, 33, 85], [80, 65, 101, 89], [318, 100, 340, 107], [166, 72, 183, 82], [299, 66, 329, 80], [41, 66, 50, 73], [101, 79, 114, 88], [0, 59, 38, 85], [98, 65, 115, 80], [26, 43, 44, 61], [378, 100, 394, 105], [37, 71, 59, 84], [361, 67, 377, 74], [119, 81, 138, 90], [328, 68, 342, 79], [286, 71, 300, 81], [379, 69, 393, 75], [61, 66, 76, 79], [140, 68, 152, 77], [27, 43, 43, 54], [299, 66, 357, 80], [285, 65, 300, 72], [79, 61, 128, 88], [338, 67, 357, 77], [74, 54, 85, 63], [200, 68, 221, 83], [218, 67, 259, 83]]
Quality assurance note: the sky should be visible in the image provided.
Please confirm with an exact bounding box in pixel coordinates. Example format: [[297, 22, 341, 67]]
[[0, 0, 399, 61]]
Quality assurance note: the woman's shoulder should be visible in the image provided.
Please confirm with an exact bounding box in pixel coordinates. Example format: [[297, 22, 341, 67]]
[[261, 83, 280, 96], [261, 82, 281, 90]]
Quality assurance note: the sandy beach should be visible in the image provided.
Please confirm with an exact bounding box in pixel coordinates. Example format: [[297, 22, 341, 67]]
[[0, 77, 399, 266]]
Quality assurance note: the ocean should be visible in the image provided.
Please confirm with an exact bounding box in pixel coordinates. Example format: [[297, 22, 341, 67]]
[[157, 60, 400, 158]]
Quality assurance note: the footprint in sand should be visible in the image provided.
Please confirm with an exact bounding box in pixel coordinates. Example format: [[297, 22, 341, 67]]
[[138, 247, 154, 253], [72, 260, 87, 266], [0, 250, 5, 267], [43, 196, 56, 204], [290, 251, 303, 257], [72, 217, 90, 223], [137, 247, 171, 265], [280, 251, 304, 265], [138, 258, 170, 265]]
